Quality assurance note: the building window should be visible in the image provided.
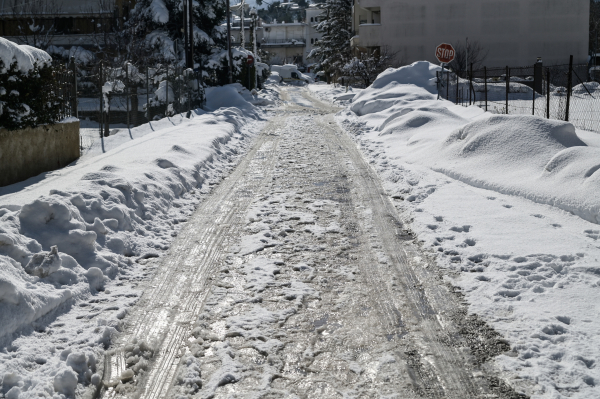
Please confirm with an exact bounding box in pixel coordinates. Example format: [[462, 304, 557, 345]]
[[311, 38, 314, 44], [311, 17, 314, 22]]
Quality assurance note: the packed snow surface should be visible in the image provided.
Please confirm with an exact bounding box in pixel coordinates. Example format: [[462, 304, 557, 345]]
[[0, 84, 274, 397], [333, 61, 600, 399]]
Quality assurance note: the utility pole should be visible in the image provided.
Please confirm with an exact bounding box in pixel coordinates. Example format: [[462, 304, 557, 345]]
[[188, 0, 193, 69], [183, 0, 194, 69], [184, 0, 189, 66], [226, 0, 233, 83], [250, 7, 258, 89], [240, 0, 246, 49]]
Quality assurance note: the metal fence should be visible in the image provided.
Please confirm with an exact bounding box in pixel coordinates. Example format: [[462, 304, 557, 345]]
[[437, 56, 600, 133], [66, 60, 204, 153]]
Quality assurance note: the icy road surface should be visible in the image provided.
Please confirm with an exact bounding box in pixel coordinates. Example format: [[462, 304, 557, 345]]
[[98, 88, 519, 399]]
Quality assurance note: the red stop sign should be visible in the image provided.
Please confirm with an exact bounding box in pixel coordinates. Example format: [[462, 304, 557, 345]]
[[435, 43, 455, 64], [247, 54, 254, 65]]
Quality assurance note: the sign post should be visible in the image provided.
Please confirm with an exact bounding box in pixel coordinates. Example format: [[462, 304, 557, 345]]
[[247, 54, 255, 90], [435, 43, 455, 101]]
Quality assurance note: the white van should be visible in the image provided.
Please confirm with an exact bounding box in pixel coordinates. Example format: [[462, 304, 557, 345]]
[[270, 64, 314, 84]]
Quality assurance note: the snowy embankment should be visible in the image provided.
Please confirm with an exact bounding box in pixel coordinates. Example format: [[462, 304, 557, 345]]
[[308, 82, 363, 104], [330, 62, 600, 398], [0, 85, 274, 397]]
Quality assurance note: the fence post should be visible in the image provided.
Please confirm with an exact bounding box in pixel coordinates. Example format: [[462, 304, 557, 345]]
[[505, 66, 509, 114], [178, 67, 182, 114], [436, 71, 439, 100], [146, 66, 151, 122], [532, 65, 536, 116], [469, 63, 473, 105], [454, 73, 460, 104], [446, 69, 449, 100], [103, 62, 109, 137], [484, 66, 488, 112], [188, 70, 192, 117], [546, 68, 551, 119], [166, 65, 169, 117], [565, 54, 573, 122], [70, 57, 78, 119], [126, 62, 130, 129], [99, 61, 104, 138]]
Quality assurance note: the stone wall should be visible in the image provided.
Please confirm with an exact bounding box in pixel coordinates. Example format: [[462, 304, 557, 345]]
[[0, 121, 80, 187]]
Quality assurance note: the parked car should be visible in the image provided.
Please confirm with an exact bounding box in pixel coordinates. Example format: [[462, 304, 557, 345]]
[[270, 64, 314, 84]]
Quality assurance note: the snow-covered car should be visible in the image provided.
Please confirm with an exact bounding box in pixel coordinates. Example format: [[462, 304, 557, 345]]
[[270, 64, 314, 84]]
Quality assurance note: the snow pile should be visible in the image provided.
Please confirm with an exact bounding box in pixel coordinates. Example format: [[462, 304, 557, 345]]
[[0, 38, 52, 73], [308, 83, 363, 103], [344, 61, 600, 225], [333, 61, 600, 399], [0, 89, 268, 396], [205, 83, 278, 112]]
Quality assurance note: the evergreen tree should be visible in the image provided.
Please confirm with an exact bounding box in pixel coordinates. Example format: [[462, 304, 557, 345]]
[[126, 0, 227, 66], [309, 0, 353, 81]]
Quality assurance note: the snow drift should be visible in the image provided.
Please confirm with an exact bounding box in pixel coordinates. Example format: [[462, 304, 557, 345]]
[[0, 86, 264, 344], [345, 61, 600, 225]]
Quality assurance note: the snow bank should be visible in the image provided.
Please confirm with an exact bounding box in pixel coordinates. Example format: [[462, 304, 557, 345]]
[[308, 83, 363, 104], [0, 89, 269, 396], [0, 38, 52, 73], [335, 60, 600, 399], [205, 83, 277, 112], [346, 61, 600, 225]]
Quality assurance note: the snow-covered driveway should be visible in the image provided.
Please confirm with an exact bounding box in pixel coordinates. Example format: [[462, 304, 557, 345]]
[[96, 88, 519, 399]]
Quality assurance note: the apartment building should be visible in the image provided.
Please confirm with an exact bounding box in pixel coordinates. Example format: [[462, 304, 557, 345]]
[[352, 0, 590, 66]]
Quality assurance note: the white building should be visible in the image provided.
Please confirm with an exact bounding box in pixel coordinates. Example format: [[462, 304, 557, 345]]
[[262, 20, 307, 65], [305, 5, 326, 64], [258, 3, 326, 66], [352, 0, 590, 67]]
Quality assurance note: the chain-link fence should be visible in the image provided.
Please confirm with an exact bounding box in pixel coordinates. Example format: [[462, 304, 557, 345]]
[[437, 56, 600, 133]]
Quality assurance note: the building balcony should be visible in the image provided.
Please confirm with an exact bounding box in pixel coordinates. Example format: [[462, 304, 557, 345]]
[[357, 24, 380, 48]]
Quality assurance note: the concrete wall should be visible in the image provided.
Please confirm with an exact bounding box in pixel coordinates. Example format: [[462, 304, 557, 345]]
[[0, 121, 80, 187], [354, 0, 590, 67]]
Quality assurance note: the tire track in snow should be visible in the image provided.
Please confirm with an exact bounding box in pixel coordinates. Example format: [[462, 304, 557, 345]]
[[98, 116, 285, 398]]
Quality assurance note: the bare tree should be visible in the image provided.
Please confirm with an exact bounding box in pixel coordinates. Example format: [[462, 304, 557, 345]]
[[448, 40, 489, 77], [9, 0, 63, 49], [343, 47, 399, 87]]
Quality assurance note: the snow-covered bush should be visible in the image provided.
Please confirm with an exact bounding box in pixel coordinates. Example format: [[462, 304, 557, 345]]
[[0, 38, 65, 130]]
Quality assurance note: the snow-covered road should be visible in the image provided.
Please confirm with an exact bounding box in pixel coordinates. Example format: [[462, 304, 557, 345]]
[[94, 88, 520, 399]]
